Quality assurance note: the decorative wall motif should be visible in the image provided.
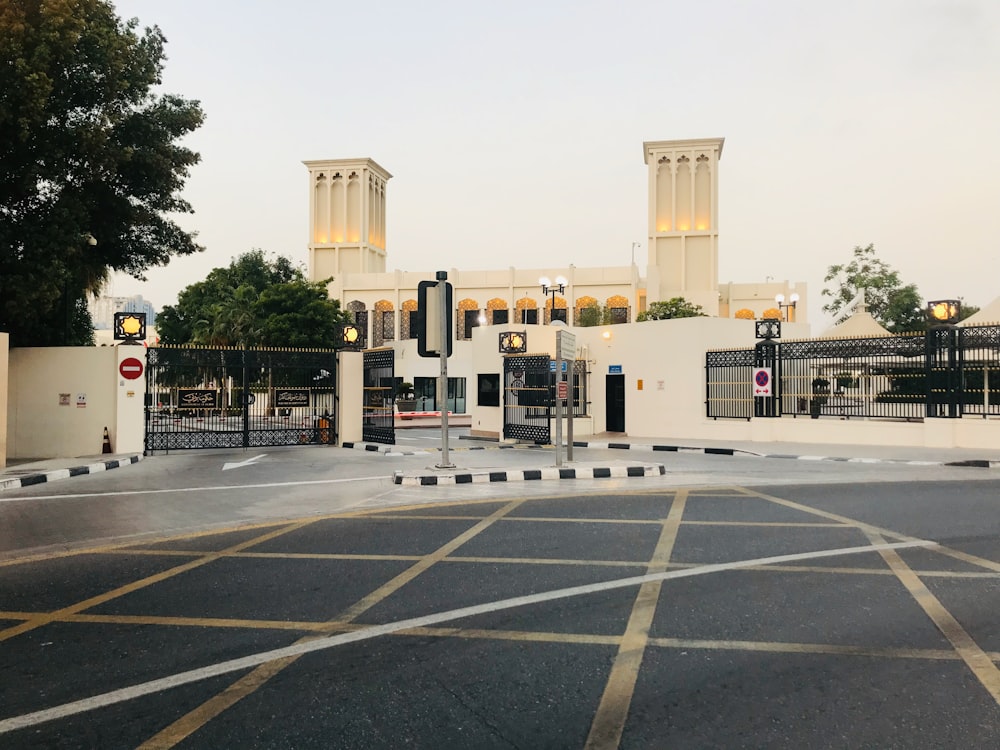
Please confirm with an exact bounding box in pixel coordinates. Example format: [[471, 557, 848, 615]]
[[373, 300, 394, 346], [607, 294, 630, 324], [574, 295, 599, 326], [457, 298, 480, 340], [401, 299, 417, 340], [347, 300, 368, 348], [486, 297, 509, 325], [544, 294, 567, 325]]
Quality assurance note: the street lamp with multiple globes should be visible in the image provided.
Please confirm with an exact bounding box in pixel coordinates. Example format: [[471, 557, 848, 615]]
[[539, 275, 568, 324], [774, 292, 799, 322]]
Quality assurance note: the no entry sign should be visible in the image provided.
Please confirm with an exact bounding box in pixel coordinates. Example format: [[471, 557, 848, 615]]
[[119, 357, 144, 380]]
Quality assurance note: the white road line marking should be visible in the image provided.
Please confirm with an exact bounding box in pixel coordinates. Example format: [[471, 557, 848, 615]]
[[222, 454, 268, 471], [0, 539, 935, 734]]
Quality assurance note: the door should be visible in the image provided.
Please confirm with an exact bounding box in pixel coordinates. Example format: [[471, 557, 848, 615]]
[[606, 374, 625, 432]]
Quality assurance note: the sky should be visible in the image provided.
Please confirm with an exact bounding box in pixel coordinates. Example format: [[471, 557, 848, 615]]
[[106, 0, 1000, 329]]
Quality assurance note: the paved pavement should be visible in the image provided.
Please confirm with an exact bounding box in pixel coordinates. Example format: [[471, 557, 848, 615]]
[[3, 429, 999, 492], [2, 462, 1000, 746]]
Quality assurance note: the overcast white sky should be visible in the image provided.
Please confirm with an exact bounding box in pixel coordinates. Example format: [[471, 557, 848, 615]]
[[107, 0, 1000, 328]]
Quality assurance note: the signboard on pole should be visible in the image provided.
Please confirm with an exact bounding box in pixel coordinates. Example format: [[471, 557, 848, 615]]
[[558, 330, 576, 361], [417, 279, 453, 358], [752, 367, 773, 397]]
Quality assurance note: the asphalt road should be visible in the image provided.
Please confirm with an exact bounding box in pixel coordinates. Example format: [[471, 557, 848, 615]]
[[1, 441, 999, 748]]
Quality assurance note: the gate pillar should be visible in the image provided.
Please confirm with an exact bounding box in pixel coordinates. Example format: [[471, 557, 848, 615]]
[[336, 351, 364, 443]]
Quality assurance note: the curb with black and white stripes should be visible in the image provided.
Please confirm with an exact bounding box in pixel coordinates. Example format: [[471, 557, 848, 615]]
[[393, 463, 666, 486], [342, 441, 515, 457], [351, 438, 999, 468], [0, 455, 143, 491], [570, 441, 1000, 468]]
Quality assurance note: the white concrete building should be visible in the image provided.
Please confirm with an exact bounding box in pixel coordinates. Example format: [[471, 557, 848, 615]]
[[304, 138, 809, 436]]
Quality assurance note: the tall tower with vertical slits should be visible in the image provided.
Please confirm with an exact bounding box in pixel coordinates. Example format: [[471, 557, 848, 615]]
[[303, 158, 392, 282], [643, 138, 724, 315]]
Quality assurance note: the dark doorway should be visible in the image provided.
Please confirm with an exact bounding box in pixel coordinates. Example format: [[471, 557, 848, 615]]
[[606, 374, 625, 432]]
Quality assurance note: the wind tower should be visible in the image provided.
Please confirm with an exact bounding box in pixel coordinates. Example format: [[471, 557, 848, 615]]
[[303, 158, 392, 282], [643, 138, 724, 315]]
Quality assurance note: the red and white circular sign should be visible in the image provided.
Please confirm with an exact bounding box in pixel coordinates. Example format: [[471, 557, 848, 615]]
[[119, 357, 144, 380]]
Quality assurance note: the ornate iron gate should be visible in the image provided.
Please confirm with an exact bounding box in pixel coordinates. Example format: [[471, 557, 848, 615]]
[[362, 348, 395, 445], [503, 354, 551, 443], [145, 346, 338, 452]]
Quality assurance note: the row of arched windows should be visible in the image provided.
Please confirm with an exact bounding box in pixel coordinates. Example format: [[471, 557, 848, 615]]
[[345, 296, 632, 347]]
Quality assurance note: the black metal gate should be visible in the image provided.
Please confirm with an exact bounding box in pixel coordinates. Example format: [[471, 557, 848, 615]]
[[145, 346, 338, 452], [363, 348, 395, 445], [503, 354, 551, 443]]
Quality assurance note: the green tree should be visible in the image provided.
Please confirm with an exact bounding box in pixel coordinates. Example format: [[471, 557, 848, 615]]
[[821, 244, 924, 333], [158, 250, 350, 347], [577, 304, 610, 327], [637, 297, 706, 321], [0, 0, 204, 346]]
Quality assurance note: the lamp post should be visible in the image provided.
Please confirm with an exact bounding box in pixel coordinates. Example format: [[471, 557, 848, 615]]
[[775, 292, 799, 322], [926, 299, 962, 418], [539, 275, 567, 324]]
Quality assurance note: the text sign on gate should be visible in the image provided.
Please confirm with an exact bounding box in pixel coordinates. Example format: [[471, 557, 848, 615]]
[[557, 381, 569, 400], [119, 357, 144, 380], [752, 367, 772, 397], [549, 360, 568, 372]]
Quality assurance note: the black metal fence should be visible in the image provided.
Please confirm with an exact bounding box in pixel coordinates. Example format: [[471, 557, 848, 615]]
[[503, 354, 552, 443], [145, 346, 338, 451], [706, 324, 1000, 421], [362, 348, 395, 445]]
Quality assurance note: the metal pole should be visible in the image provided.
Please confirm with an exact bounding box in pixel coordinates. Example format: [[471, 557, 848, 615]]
[[567, 363, 574, 462], [555, 349, 563, 467], [437, 274, 454, 468]]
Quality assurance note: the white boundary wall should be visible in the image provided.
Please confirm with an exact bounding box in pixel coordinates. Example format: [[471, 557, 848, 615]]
[[6, 347, 145, 460], [467, 318, 1000, 451]]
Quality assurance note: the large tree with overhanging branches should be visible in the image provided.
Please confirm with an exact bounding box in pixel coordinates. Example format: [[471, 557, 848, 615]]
[[0, 0, 204, 346]]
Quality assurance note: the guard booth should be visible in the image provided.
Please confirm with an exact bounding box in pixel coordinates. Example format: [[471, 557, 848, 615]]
[[503, 354, 551, 444]]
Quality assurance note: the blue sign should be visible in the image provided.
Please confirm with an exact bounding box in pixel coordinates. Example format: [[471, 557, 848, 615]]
[[549, 360, 569, 372], [609, 365, 623, 374]]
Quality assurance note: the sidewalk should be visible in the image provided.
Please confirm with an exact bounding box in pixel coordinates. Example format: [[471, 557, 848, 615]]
[[3, 432, 999, 492]]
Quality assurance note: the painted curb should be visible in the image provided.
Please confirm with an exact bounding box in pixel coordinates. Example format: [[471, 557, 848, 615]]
[[0, 455, 144, 492], [570, 440, 1000, 468], [393, 463, 666, 486]]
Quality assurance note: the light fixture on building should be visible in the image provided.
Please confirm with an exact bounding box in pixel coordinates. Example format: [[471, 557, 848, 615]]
[[539, 275, 568, 324], [499, 331, 527, 353], [755, 319, 781, 340], [774, 292, 799, 322], [336, 323, 363, 349], [113, 312, 146, 343], [927, 299, 961, 326]]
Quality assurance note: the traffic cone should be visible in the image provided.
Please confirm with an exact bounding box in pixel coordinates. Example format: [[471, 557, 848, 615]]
[[102, 427, 112, 454]]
